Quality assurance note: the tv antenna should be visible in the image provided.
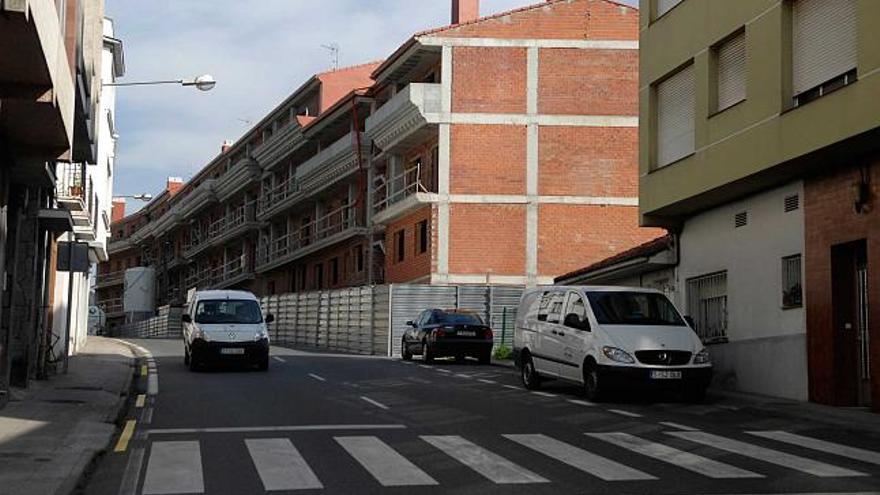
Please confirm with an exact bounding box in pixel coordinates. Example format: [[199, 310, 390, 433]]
[[321, 43, 340, 71]]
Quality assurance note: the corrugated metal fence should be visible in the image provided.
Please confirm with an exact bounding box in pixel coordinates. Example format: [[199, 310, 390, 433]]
[[262, 284, 522, 357], [111, 306, 183, 339]]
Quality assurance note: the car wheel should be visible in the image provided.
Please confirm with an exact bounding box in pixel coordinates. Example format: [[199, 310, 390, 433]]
[[184, 346, 190, 366], [583, 361, 603, 401], [188, 349, 200, 372], [478, 349, 491, 365], [402, 340, 412, 361], [422, 341, 434, 363], [521, 352, 541, 390], [257, 355, 269, 372]]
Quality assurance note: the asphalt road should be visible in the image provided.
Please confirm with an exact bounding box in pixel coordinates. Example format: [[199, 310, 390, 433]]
[[82, 339, 880, 495]]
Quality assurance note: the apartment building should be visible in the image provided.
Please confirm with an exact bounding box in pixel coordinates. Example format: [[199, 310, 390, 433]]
[[99, 0, 656, 330], [639, 0, 880, 410], [0, 0, 109, 404]]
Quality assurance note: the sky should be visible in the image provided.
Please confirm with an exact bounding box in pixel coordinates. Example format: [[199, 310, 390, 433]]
[[107, 0, 638, 211]]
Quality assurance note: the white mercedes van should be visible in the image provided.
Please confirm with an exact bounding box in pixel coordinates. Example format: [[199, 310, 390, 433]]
[[182, 290, 274, 371], [514, 286, 711, 401]]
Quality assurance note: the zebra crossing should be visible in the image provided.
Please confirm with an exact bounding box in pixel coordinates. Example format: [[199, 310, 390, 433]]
[[136, 429, 878, 493]]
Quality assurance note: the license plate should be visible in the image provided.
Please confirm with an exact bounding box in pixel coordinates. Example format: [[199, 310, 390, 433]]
[[650, 370, 682, 379], [220, 348, 245, 355], [457, 330, 476, 337]]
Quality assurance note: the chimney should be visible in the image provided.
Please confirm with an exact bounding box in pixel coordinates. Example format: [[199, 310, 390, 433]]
[[111, 198, 126, 224], [221, 140, 233, 154], [166, 177, 184, 196], [452, 0, 479, 24]]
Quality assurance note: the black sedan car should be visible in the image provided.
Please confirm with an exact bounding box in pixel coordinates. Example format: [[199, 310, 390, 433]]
[[401, 309, 494, 364]]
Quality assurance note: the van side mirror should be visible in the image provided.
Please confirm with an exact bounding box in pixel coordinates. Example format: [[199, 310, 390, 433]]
[[405, 320, 415, 327], [684, 315, 695, 328], [181, 314, 192, 323], [265, 314, 275, 324], [564, 313, 590, 332]]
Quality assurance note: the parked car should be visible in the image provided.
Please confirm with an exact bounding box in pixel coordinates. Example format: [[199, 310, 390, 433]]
[[514, 286, 711, 401], [401, 309, 494, 364], [182, 290, 274, 371]]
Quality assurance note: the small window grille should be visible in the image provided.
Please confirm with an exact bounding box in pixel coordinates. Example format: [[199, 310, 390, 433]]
[[782, 255, 803, 308], [784, 194, 800, 212], [734, 211, 748, 228], [687, 271, 728, 343]]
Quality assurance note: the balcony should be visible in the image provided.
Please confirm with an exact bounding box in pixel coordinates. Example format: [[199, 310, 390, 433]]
[[95, 270, 125, 289], [176, 179, 217, 221], [108, 237, 133, 255], [257, 174, 302, 220], [213, 255, 256, 289], [152, 209, 182, 239], [56, 163, 98, 241], [365, 83, 441, 155], [296, 131, 369, 196], [183, 203, 259, 259], [256, 203, 366, 273], [372, 161, 437, 225], [253, 122, 307, 170], [99, 297, 124, 318], [216, 156, 261, 202]]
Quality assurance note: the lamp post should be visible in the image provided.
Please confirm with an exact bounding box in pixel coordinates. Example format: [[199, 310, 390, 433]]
[[103, 74, 217, 91], [116, 193, 153, 202]]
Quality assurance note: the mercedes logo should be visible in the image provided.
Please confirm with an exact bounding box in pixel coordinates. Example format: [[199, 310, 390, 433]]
[[658, 352, 669, 363], [228, 331, 237, 339]]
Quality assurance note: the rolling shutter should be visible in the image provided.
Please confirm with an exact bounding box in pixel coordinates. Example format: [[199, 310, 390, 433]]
[[716, 31, 746, 111], [656, 64, 695, 167], [657, 0, 682, 17], [792, 0, 858, 95]]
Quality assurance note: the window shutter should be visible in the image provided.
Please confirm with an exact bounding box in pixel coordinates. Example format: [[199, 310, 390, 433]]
[[656, 64, 695, 167], [792, 0, 858, 95], [657, 0, 682, 17], [716, 31, 746, 111]]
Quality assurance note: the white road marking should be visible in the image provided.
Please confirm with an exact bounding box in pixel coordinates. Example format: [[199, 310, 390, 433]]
[[588, 432, 762, 479], [505, 434, 656, 481], [477, 379, 498, 384], [336, 436, 438, 486], [659, 421, 698, 431], [361, 396, 390, 410], [503, 384, 519, 390], [145, 424, 407, 436], [401, 361, 414, 365], [422, 435, 549, 484], [418, 365, 432, 369], [531, 391, 557, 398], [272, 356, 286, 363], [748, 431, 880, 466], [455, 374, 472, 378], [568, 399, 596, 407], [117, 447, 145, 495], [436, 369, 452, 374], [308, 373, 326, 382], [147, 373, 159, 396], [608, 409, 642, 418], [142, 441, 205, 494], [246, 438, 323, 491], [667, 431, 867, 477]]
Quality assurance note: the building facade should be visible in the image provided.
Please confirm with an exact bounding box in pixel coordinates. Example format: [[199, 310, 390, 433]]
[[639, 0, 880, 409], [0, 0, 109, 405], [98, 0, 658, 333]]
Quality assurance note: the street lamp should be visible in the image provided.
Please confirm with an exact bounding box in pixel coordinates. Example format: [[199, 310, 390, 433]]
[[103, 74, 217, 91], [116, 194, 153, 201]]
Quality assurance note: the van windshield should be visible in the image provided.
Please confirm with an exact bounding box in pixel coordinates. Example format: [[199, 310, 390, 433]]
[[195, 299, 263, 324], [586, 291, 685, 326]]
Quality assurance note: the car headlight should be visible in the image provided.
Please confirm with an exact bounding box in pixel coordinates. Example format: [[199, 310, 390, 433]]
[[693, 348, 710, 364], [193, 327, 208, 341], [602, 346, 635, 364], [255, 328, 269, 340]]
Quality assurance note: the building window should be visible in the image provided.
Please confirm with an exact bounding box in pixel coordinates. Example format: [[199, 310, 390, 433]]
[[416, 220, 428, 255], [687, 271, 728, 343], [782, 255, 803, 308], [714, 30, 746, 113], [331, 257, 339, 285], [792, 0, 857, 107], [395, 230, 405, 263], [315, 263, 324, 289], [656, 0, 682, 18], [356, 245, 364, 272], [655, 63, 695, 168]]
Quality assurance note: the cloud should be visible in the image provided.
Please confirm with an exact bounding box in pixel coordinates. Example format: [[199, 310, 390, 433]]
[[107, 0, 638, 201]]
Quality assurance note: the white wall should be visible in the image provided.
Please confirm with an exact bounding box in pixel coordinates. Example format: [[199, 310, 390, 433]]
[[93, 18, 119, 256], [678, 181, 807, 400]]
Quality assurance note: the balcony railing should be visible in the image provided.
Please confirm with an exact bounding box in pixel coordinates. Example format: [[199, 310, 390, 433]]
[[96, 270, 124, 288], [183, 202, 257, 259], [373, 162, 430, 214], [57, 162, 99, 239], [256, 202, 362, 270], [99, 297, 123, 316], [258, 175, 300, 217]]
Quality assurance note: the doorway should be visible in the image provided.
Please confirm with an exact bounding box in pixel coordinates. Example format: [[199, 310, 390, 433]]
[[831, 239, 871, 407]]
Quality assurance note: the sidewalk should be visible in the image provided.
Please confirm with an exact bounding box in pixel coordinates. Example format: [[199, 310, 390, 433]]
[[0, 337, 135, 495]]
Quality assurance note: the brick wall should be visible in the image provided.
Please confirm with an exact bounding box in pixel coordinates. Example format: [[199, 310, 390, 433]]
[[538, 48, 638, 115], [539, 126, 637, 197], [452, 47, 526, 114], [450, 124, 527, 195], [804, 159, 880, 412], [537, 204, 662, 277], [449, 204, 526, 275], [385, 206, 434, 283]]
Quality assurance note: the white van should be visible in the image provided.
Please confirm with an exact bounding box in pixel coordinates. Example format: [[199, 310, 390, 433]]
[[514, 286, 711, 401], [182, 290, 274, 371]]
